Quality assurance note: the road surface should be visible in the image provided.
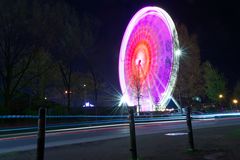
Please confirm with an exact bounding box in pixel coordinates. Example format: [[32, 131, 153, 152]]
[[1, 117, 240, 154]]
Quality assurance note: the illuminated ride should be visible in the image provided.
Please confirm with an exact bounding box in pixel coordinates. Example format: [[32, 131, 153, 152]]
[[118, 6, 180, 112]]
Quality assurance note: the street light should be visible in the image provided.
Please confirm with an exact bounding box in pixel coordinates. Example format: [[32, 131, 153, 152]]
[[118, 95, 128, 107], [83, 84, 87, 105], [219, 94, 223, 99], [233, 99, 238, 104], [175, 49, 182, 57], [64, 90, 72, 94], [232, 99, 238, 111], [218, 94, 224, 111]]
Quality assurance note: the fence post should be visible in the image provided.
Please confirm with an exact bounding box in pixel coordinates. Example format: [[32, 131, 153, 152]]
[[186, 106, 195, 150], [37, 107, 46, 160], [128, 106, 137, 160]]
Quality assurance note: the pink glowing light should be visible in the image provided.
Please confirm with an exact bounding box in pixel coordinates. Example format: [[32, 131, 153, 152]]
[[119, 6, 180, 111]]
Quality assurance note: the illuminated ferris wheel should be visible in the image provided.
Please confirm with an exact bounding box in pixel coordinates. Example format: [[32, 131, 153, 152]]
[[119, 6, 180, 111]]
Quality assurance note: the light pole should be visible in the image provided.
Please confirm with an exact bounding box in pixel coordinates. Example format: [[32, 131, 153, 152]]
[[83, 84, 86, 105], [64, 90, 72, 112], [218, 94, 224, 111], [232, 99, 238, 110]]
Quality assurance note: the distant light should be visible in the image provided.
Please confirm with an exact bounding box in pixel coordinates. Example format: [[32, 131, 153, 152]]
[[44, 97, 47, 100], [83, 102, 94, 107], [83, 84, 86, 87], [192, 96, 201, 102], [219, 94, 223, 99], [233, 99, 238, 104], [64, 90, 72, 94], [118, 95, 127, 106], [165, 108, 174, 112], [175, 49, 182, 56]]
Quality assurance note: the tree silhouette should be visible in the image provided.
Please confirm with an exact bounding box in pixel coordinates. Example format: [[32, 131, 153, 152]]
[[173, 24, 203, 107], [202, 61, 227, 103], [0, 0, 39, 111], [233, 81, 240, 99]]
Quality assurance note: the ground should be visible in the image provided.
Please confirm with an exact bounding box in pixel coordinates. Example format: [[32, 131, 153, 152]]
[[1, 125, 240, 160]]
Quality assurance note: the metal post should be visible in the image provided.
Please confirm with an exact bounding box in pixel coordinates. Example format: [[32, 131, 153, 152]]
[[128, 106, 137, 160], [37, 107, 46, 160], [186, 106, 195, 150]]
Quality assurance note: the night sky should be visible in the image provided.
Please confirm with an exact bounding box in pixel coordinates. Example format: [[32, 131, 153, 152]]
[[68, 0, 240, 90]]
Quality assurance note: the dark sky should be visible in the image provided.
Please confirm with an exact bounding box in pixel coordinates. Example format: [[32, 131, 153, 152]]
[[68, 0, 240, 90]]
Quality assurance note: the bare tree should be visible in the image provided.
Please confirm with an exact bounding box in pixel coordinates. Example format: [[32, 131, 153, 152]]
[[0, 0, 38, 110]]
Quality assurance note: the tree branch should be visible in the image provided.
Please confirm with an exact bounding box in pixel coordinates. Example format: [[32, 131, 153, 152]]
[[10, 51, 34, 97]]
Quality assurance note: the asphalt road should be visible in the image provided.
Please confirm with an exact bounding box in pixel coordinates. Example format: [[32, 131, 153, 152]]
[[1, 117, 240, 154]]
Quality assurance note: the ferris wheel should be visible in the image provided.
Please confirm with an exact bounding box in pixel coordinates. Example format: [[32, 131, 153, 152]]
[[119, 6, 180, 111]]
